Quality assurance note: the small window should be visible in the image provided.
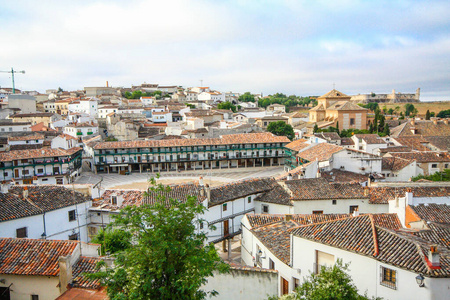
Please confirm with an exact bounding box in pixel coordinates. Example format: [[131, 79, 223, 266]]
[[68, 210, 76, 222], [332, 200, 337, 205], [312, 210, 323, 214], [111, 196, 117, 205], [262, 204, 269, 214], [222, 203, 227, 211], [56, 178, 63, 185], [431, 164, 438, 168], [16, 227, 27, 238], [31, 295, 39, 300], [248, 196, 252, 203], [68, 233, 79, 240], [294, 278, 300, 289], [380, 266, 396, 289], [349, 205, 359, 214], [445, 164, 449, 169], [350, 118, 355, 125], [199, 222, 204, 229], [269, 258, 275, 270]]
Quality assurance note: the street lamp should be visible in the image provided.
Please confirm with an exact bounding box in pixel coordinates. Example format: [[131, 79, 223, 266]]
[[415, 274, 425, 287]]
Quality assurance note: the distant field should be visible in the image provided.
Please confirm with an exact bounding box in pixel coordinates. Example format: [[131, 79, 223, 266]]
[[381, 101, 450, 116]]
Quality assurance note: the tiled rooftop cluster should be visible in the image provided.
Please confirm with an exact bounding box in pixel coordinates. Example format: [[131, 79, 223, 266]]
[[387, 151, 450, 163], [409, 203, 450, 224], [71, 256, 103, 289], [210, 178, 277, 206], [391, 119, 450, 137], [0, 185, 92, 222], [284, 139, 309, 152], [382, 156, 414, 171], [354, 134, 387, 144], [285, 178, 365, 200], [0, 147, 82, 161], [296, 143, 343, 162], [93, 132, 290, 149], [0, 238, 78, 276]]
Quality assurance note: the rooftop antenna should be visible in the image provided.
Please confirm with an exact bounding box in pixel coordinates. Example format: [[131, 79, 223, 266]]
[[0, 68, 26, 94]]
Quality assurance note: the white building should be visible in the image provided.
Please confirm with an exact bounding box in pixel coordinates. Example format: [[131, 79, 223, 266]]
[[198, 91, 225, 103], [0, 120, 31, 132], [0, 185, 92, 242], [351, 134, 388, 154], [63, 122, 99, 140], [68, 98, 98, 116]]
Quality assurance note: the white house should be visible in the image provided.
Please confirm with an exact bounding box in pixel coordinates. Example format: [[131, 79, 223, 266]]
[[51, 134, 78, 150], [68, 98, 98, 117], [198, 91, 225, 103], [351, 134, 388, 154], [0, 185, 92, 242], [97, 105, 118, 118], [0, 120, 31, 132], [63, 122, 99, 140]]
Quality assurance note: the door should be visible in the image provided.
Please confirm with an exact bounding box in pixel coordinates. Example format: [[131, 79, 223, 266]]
[[0, 287, 10, 300], [281, 277, 289, 295], [223, 220, 229, 237], [14, 169, 19, 178], [137, 156, 141, 163]]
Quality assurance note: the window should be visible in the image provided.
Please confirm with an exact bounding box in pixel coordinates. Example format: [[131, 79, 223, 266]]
[[222, 203, 227, 211], [315, 250, 334, 274], [349, 205, 359, 214], [445, 164, 449, 169], [68, 233, 79, 240], [199, 222, 204, 229], [269, 258, 275, 270], [68, 210, 76, 222], [294, 278, 300, 289], [16, 227, 27, 238], [312, 210, 323, 214], [262, 204, 269, 214], [431, 164, 438, 168], [31, 295, 39, 300], [332, 200, 337, 205], [350, 118, 355, 125], [56, 178, 63, 185], [111, 196, 117, 205], [380, 266, 396, 289], [248, 196, 252, 203]]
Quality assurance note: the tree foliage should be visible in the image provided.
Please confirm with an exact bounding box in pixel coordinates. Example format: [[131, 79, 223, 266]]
[[404, 103, 418, 117], [268, 260, 381, 300], [238, 92, 256, 103], [258, 93, 315, 109], [425, 110, 431, 120], [217, 101, 237, 112], [91, 227, 132, 256], [267, 121, 295, 140], [123, 90, 162, 99], [437, 109, 450, 118], [358, 102, 379, 112], [339, 129, 370, 137], [411, 169, 450, 182], [90, 178, 228, 300]]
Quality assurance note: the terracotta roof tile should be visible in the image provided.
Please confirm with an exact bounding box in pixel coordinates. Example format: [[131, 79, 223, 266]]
[[285, 139, 309, 151], [296, 143, 343, 162], [0, 147, 82, 162], [0, 238, 78, 276], [409, 204, 450, 224], [388, 151, 450, 163], [72, 256, 102, 289]]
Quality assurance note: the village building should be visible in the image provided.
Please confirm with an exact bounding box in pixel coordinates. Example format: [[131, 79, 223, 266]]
[[309, 89, 369, 131], [87, 132, 289, 174]]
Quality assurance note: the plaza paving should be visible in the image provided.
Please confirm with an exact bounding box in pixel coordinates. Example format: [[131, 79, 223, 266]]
[[75, 166, 285, 189]]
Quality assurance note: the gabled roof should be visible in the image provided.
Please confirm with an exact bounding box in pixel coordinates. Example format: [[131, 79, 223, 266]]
[[210, 178, 277, 207], [72, 256, 103, 289], [291, 215, 450, 277], [296, 143, 343, 162], [391, 119, 450, 137], [318, 89, 350, 99], [354, 134, 386, 144], [382, 156, 415, 171], [0, 238, 78, 276], [285, 178, 366, 200], [0, 147, 82, 161], [327, 101, 367, 111], [284, 139, 309, 152], [409, 204, 450, 224], [0, 185, 92, 222], [388, 151, 450, 163]]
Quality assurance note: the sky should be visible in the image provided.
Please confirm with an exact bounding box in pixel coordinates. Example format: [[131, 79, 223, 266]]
[[1, 0, 449, 100]]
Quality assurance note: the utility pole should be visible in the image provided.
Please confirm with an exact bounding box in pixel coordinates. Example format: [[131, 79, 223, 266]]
[[0, 68, 25, 94]]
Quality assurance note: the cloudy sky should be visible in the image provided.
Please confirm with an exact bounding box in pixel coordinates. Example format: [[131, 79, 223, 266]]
[[1, 0, 449, 100]]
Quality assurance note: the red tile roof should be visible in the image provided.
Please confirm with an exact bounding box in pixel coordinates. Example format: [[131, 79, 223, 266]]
[[0, 238, 78, 276], [296, 143, 343, 162], [72, 256, 103, 289], [285, 139, 309, 152], [92, 132, 289, 149], [0, 147, 82, 161]]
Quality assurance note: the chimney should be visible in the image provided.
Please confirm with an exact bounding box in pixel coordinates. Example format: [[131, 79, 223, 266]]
[[23, 186, 28, 198], [58, 255, 73, 294], [352, 208, 359, 217], [364, 186, 369, 196], [316, 168, 321, 178], [428, 245, 440, 268], [285, 214, 293, 222], [410, 118, 415, 126], [106, 81, 109, 87], [406, 189, 413, 206], [287, 174, 292, 180], [1, 181, 9, 194]]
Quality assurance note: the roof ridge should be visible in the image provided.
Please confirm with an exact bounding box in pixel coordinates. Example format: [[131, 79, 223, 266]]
[[368, 214, 379, 256]]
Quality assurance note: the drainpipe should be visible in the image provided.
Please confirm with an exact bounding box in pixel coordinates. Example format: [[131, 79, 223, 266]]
[[42, 212, 47, 239]]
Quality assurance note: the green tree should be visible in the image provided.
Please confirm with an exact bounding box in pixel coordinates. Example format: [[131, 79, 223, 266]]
[[91, 178, 228, 300], [425, 110, 431, 120], [387, 108, 394, 115], [437, 109, 450, 118], [91, 227, 132, 256], [313, 124, 319, 133], [268, 260, 379, 300], [404, 104, 416, 116], [267, 121, 295, 140], [217, 101, 237, 112], [238, 92, 255, 102], [412, 169, 450, 182], [57, 87, 64, 93], [382, 124, 390, 137]]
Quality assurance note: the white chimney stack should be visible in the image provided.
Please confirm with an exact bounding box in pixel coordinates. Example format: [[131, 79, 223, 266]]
[[428, 245, 440, 268], [23, 186, 29, 198]]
